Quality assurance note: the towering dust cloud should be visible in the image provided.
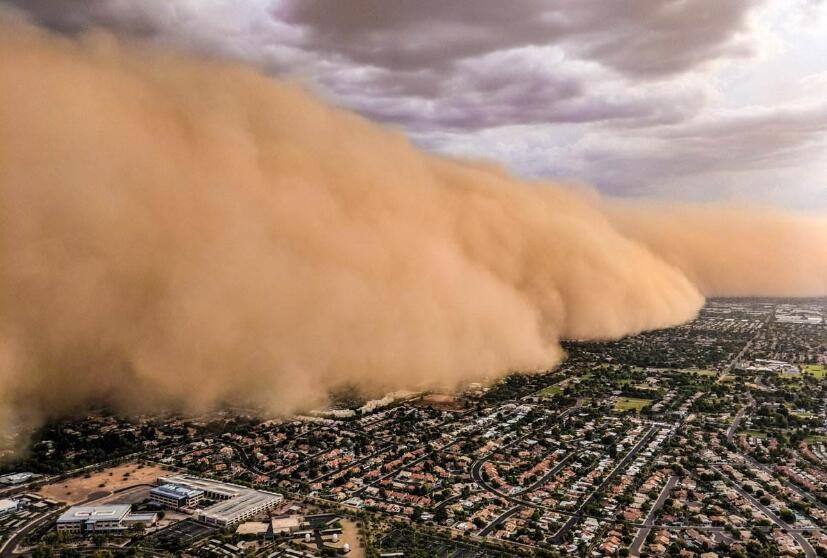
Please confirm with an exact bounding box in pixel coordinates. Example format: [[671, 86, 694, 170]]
[[0, 25, 825, 450]]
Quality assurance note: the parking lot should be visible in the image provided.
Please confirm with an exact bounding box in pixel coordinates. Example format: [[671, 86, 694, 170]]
[[141, 518, 215, 549]]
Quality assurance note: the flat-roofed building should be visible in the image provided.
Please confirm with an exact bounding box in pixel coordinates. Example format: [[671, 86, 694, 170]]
[[156, 475, 240, 501], [122, 512, 159, 528], [56, 505, 158, 535], [197, 489, 282, 527], [0, 498, 18, 516], [235, 521, 269, 537], [153, 475, 283, 527], [0, 472, 36, 486], [149, 483, 204, 509], [271, 515, 303, 535]]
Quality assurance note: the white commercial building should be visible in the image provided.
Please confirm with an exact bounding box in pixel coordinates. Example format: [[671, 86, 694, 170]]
[[150, 483, 204, 509], [0, 472, 36, 486], [154, 475, 283, 527], [0, 498, 18, 516], [56, 505, 158, 535]]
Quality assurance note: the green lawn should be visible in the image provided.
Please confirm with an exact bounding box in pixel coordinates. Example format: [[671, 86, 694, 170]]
[[633, 386, 660, 394], [536, 385, 563, 397], [614, 397, 652, 412], [802, 364, 826, 379], [744, 429, 768, 438], [778, 379, 804, 390]]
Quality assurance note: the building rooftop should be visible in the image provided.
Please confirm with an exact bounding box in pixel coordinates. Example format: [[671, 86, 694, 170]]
[[158, 475, 242, 499], [151, 483, 204, 500], [271, 515, 303, 530], [125, 512, 159, 522], [0, 473, 35, 485], [58, 505, 131, 524], [200, 490, 282, 523], [0, 499, 18, 512], [157, 475, 282, 524], [236, 521, 270, 535]]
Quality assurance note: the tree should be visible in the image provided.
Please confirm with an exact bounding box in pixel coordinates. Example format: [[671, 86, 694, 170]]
[[778, 508, 795, 523], [129, 522, 146, 537]]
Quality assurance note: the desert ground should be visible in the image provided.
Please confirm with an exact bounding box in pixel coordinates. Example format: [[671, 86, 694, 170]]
[[330, 517, 366, 558], [37, 463, 168, 504]]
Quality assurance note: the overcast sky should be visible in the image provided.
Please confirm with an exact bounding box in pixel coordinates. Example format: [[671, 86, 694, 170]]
[[5, 0, 827, 209]]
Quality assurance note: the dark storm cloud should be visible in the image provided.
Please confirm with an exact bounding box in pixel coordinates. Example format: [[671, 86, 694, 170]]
[[274, 0, 760, 129], [281, 0, 761, 76], [558, 0, 761, 76], [1, 0, 173, 35], [6, 0, 823, 206], [3, 0, 760, 130], [312, 47, 709, 132], [10, 0, 763, 79]]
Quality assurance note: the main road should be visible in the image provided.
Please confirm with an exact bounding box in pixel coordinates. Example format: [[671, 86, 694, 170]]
[[726, 398, 752, 443], [550, 425, 657, 542], [0, 508, 66, 558], [628, 475, 678, 557]]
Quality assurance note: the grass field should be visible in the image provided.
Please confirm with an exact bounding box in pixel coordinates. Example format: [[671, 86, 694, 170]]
[[777, 377, 803, 390], [536, 385, 563, 397], [633, 384, 659, 391], [718, 375, 736, 383], [614, 397, 652, 412], [744, 430, 768, 438], [802, 364, 826, 379]]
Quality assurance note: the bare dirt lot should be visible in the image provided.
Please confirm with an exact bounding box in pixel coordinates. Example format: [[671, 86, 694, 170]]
[[331, 518, 365, 558], [37, 463, 169, 504]]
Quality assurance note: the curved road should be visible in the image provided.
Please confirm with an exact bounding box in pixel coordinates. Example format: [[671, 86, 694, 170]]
[[478, 505, 521, 537], [0, 508, 66, 558]]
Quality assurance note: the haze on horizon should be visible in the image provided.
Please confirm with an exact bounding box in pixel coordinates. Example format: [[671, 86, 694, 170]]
[[0, 4, 826, 453]]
